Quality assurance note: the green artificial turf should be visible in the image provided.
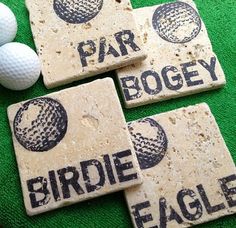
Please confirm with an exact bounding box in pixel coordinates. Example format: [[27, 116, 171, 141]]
[[0, 0, 235, 227]]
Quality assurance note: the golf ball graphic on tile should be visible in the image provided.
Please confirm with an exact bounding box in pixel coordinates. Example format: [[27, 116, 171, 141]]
[[125, 103, 236, 228], [128, 118, 168, 170], [152, 1, 201, 43], [14, 98, 68, 152], [26, 0, 146, 89], [53, 0, 103, 24], [8, 78, 142, 216], [117, 0, 226, 108]]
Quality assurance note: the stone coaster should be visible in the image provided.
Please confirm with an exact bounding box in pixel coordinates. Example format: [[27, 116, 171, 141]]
[[25, 0, 146, 89], [116, 0, 226, 108], [125, 103, 236, 228], [7, 78, 142, 216]]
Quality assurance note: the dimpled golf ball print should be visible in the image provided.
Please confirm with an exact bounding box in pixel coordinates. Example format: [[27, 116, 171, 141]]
[[13, 97, 68, 152], [128, 118, 168, 170], [152, 1, 202, 43], [53, 0, 103, 24]]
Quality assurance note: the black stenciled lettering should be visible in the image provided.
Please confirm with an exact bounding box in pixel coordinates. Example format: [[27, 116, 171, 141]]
[[98, 37, 120, 63], [113, 150, 138, 183], [159, 197, 183, 228], [49, 170, 61, 202], [115, 30, 141, 56], [198, 57, 218, 81], [27, 176, 50, 209], [81, 159, 105, 193], [141, 70, 162, 95], [177, 189, 203, 221], [181, 61, 203, 87], [120, 76, 142, 101], [57, 166, 84, 199], [168, 207, 184, 225], [197, 184, 225, 214], [219, 174, 236, 207], [161, 66, 183, 91], [131, 201, 157, 228], [77, 40, 96, 67], [103, 154, 116, 185]]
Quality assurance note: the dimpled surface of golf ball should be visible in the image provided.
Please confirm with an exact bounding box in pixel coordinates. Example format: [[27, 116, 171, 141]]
[[0, 3, 17, 46], [0, 43, 41, 90], [128, 118, 168, 170], [14, 97, 68, 152], [152, 2, 201, 43], [53, 0, 103, 24]]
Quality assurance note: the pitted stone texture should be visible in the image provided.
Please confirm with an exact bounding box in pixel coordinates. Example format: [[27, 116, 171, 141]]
[[117, 0, 226, 108], [8, 78, 142, 216], [26, 0, 146, 89], [125, 103, 236, 228]]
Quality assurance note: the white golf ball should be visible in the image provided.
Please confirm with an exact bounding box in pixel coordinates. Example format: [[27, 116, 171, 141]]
[[0, 42, 41, 91], [0, 3, 17, 46]]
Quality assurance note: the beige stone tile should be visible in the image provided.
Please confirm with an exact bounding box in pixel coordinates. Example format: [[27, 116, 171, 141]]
[[7, 78, 142, 216], [125, 103, 236, 227], [26, 0, 146, 89], [117, 0, 226, 108]]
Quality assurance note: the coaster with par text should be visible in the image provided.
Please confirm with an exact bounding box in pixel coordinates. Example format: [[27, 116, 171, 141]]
[[125, 103, 236, 228], [8, 78, 142, 216], [26, 0, 146, 88], [117, 0, 226, 108]]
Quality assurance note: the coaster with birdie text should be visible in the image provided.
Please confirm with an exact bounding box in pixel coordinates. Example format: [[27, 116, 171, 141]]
[[7, 78, 142, 216], [26, 0, 146, 88], [125, 103, 236, 228], [117, 0, 226, 108]]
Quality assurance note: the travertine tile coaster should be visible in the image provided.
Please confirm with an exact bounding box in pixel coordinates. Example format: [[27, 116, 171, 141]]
[[117, 0, 226, 108], [7, 78, 142, 216], [125, 103, 236, 228], [25, 0, 146, 89]]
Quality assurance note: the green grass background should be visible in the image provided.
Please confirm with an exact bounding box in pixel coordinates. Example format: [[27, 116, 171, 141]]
[[0, 0, 235, 227]]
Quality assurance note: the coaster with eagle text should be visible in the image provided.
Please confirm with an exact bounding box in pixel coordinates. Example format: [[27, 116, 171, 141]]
[[7, 78, 142, 216], [125, 103, 236, 228]]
